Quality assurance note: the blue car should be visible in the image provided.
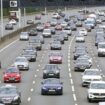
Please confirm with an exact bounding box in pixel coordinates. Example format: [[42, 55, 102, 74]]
[[41, 78, 63, 95]]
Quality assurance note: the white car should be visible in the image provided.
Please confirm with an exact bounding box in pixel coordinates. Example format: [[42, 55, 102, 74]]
[[9, 19, 17, 25], [99, 25, 105, 29], [79, 28, 87, 36], [42, 29, 51, 37], [87, 81, 105, 102], [14, 56, 29, 70], [52, 13, 60, 19], [98, 42, 105, 57], [96, 19, 102, 24], [63, 27, 72, 35], [61, 21, 68, 27], [75, 35, 85, 42], [20, 32, 29, 40], [82, 69, 102, 87]]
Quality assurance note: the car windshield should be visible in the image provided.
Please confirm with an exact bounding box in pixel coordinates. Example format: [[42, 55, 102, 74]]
[[30, 39, 40, 43], [21, 32, 28, 36], [44, 29, 50, 33], [44, 65, 59, 70], [90, 83, 105, 89], [0, 87, 17, 94], [6, 68, 18, 73], [77, 59, 89, 64], [84, 71, 100, 75], [15, 58, 26, 62], [44, 79, 60, 84], [98, 43, 105, 48]]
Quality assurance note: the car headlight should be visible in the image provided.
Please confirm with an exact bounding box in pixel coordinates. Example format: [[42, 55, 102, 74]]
[[43, 70, 47, 73], [55, 71, 59, 73], [42, 87, 47, 90], [14, 95, 19, 101], [58, 87, 61, 89]]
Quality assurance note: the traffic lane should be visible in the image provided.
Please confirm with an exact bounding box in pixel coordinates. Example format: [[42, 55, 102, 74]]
[[69, 29, 99, 105], [27, 34, 76, 105], [0, 34, 52, 105]]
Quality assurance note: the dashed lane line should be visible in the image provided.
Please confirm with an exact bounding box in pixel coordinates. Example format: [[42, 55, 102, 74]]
[[27, 97, 31, 102], [32, 81, 35, 84]]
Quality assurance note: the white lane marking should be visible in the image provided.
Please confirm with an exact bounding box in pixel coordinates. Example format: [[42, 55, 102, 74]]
[[72, 86, 75, 92], [75, 104, 78, 105], [69, 73, 72, 78], [36, 69, 39, 72], [73, 94, 77, 101], [70, 79, 73, 85], [27, 97, 31, 102], [32, 81, 35, 84], [68, 56, 70, 59], [69, 68, 71, 72], [34, 74, 37, 78], [0, 81, 1, 83], [68, 63, 70, 67], [0, 39, 18, 53], [38, 64, 41, 67], [68, 59, 70, 63], [30, 88, 34, 92]]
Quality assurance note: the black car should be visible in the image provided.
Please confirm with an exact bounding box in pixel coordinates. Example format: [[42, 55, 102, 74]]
[[0, 84, 21, 105], [73, 48, 87, 60], [70, 24, 77, 31], [43, 64, 60, 79], [22, 50, 36, 62], [74, 58, 91, 71], [5, 23, 13, 30], [50, 41, 62, 50], [53, 35, 64, 44], [41, 78, 63, 95]]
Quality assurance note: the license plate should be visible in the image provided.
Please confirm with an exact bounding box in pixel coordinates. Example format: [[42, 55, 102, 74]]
[[49, 74, 54, 76], [9, 78, 15, 80], [49, 90, 55, 92]]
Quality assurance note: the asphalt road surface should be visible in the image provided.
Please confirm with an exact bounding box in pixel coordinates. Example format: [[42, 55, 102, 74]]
[[0, 7, 105, 105]]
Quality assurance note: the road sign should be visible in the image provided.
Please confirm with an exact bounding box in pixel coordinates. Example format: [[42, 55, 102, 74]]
[[10, 0, 17, 7]]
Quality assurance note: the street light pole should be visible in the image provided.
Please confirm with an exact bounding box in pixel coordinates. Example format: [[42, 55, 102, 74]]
[[1, 0, 3, 37], [18, 0, 21, 28]]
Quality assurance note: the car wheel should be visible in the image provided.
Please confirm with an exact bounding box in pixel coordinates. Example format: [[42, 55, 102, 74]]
[[87, 97, 92, 103], [41, 90, 45, 95], [98, 54, 101, 57]]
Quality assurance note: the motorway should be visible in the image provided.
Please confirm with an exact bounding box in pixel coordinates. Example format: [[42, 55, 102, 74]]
[[1, 7, 105, 105]]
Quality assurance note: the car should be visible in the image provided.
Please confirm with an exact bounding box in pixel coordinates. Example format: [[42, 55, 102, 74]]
[[99, 102, 105, 105], [82, 69, 102, 87], [36, 35, 44, 44], [14, 56, 29, 70], [49, 52, 63, 64], [52, 13, 60, 19], [98, 42, 105, 57], [76, 21, 82, 27], [79, 28, 87, 36], [75, 35, 85, 42], [74, 57, 91, 71], [27, 20, 34, 24], [28, 29, 37, 36], [23, 46, 37, 56], [29, 39, 42, 50], [55, 24, 62, 30], [9, 19, 17, 25], [63, 26, 72, 35], [44, 22, 51, 28], [20, 32, 29, 41], [78, 54, 92, 64], [87, 81, 105, 102], [3, 66, 21, 83], [70, 24, 77, 31], [61, 21, 68, 27], [50, 41, 62, 50], [42, 29, 52, 38], [43, 64, 60, 79], [41, 78, 63, 95], [95, 36, 105, 46], [21, 50, 36, 62], [85, 25, 91, 32], [62, 32, 68, 40], [35, 15, 41, 20], [5, 23, 13, 30], [53, 35, 64, 44], [73, 48, 87, 60], [36, 24, 44, 31], [0, 84, 21, 105], [51, 27, 56, 34], [50, 19, 57, 26], [96, 19, 102, 24]]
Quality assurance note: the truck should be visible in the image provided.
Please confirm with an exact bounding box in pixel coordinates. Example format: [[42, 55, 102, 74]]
[[9, 11, 19, 22]]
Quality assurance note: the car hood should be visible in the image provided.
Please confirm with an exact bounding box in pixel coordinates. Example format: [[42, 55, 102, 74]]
[[50, 56, 61, 59], [43, 84, 62, 88], [4, 73, 19, 77], [82, 75, 102, 80], [0, 94, 17, 99], [14, 62, 27, 65]]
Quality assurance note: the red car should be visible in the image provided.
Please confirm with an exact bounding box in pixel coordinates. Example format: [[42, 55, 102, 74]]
[[55, 24, 62, 30], [44, 22, 51, 28], [3, 66, 21, 83], [49, 52, 63, 64]]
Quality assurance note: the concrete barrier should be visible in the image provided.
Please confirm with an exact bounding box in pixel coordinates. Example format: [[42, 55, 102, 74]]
[[0, 23, 38, 44]]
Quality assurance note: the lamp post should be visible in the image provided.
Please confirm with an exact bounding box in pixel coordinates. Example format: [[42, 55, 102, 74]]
[[18, 0, 21, 28], [1, 0, 3, 38]]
